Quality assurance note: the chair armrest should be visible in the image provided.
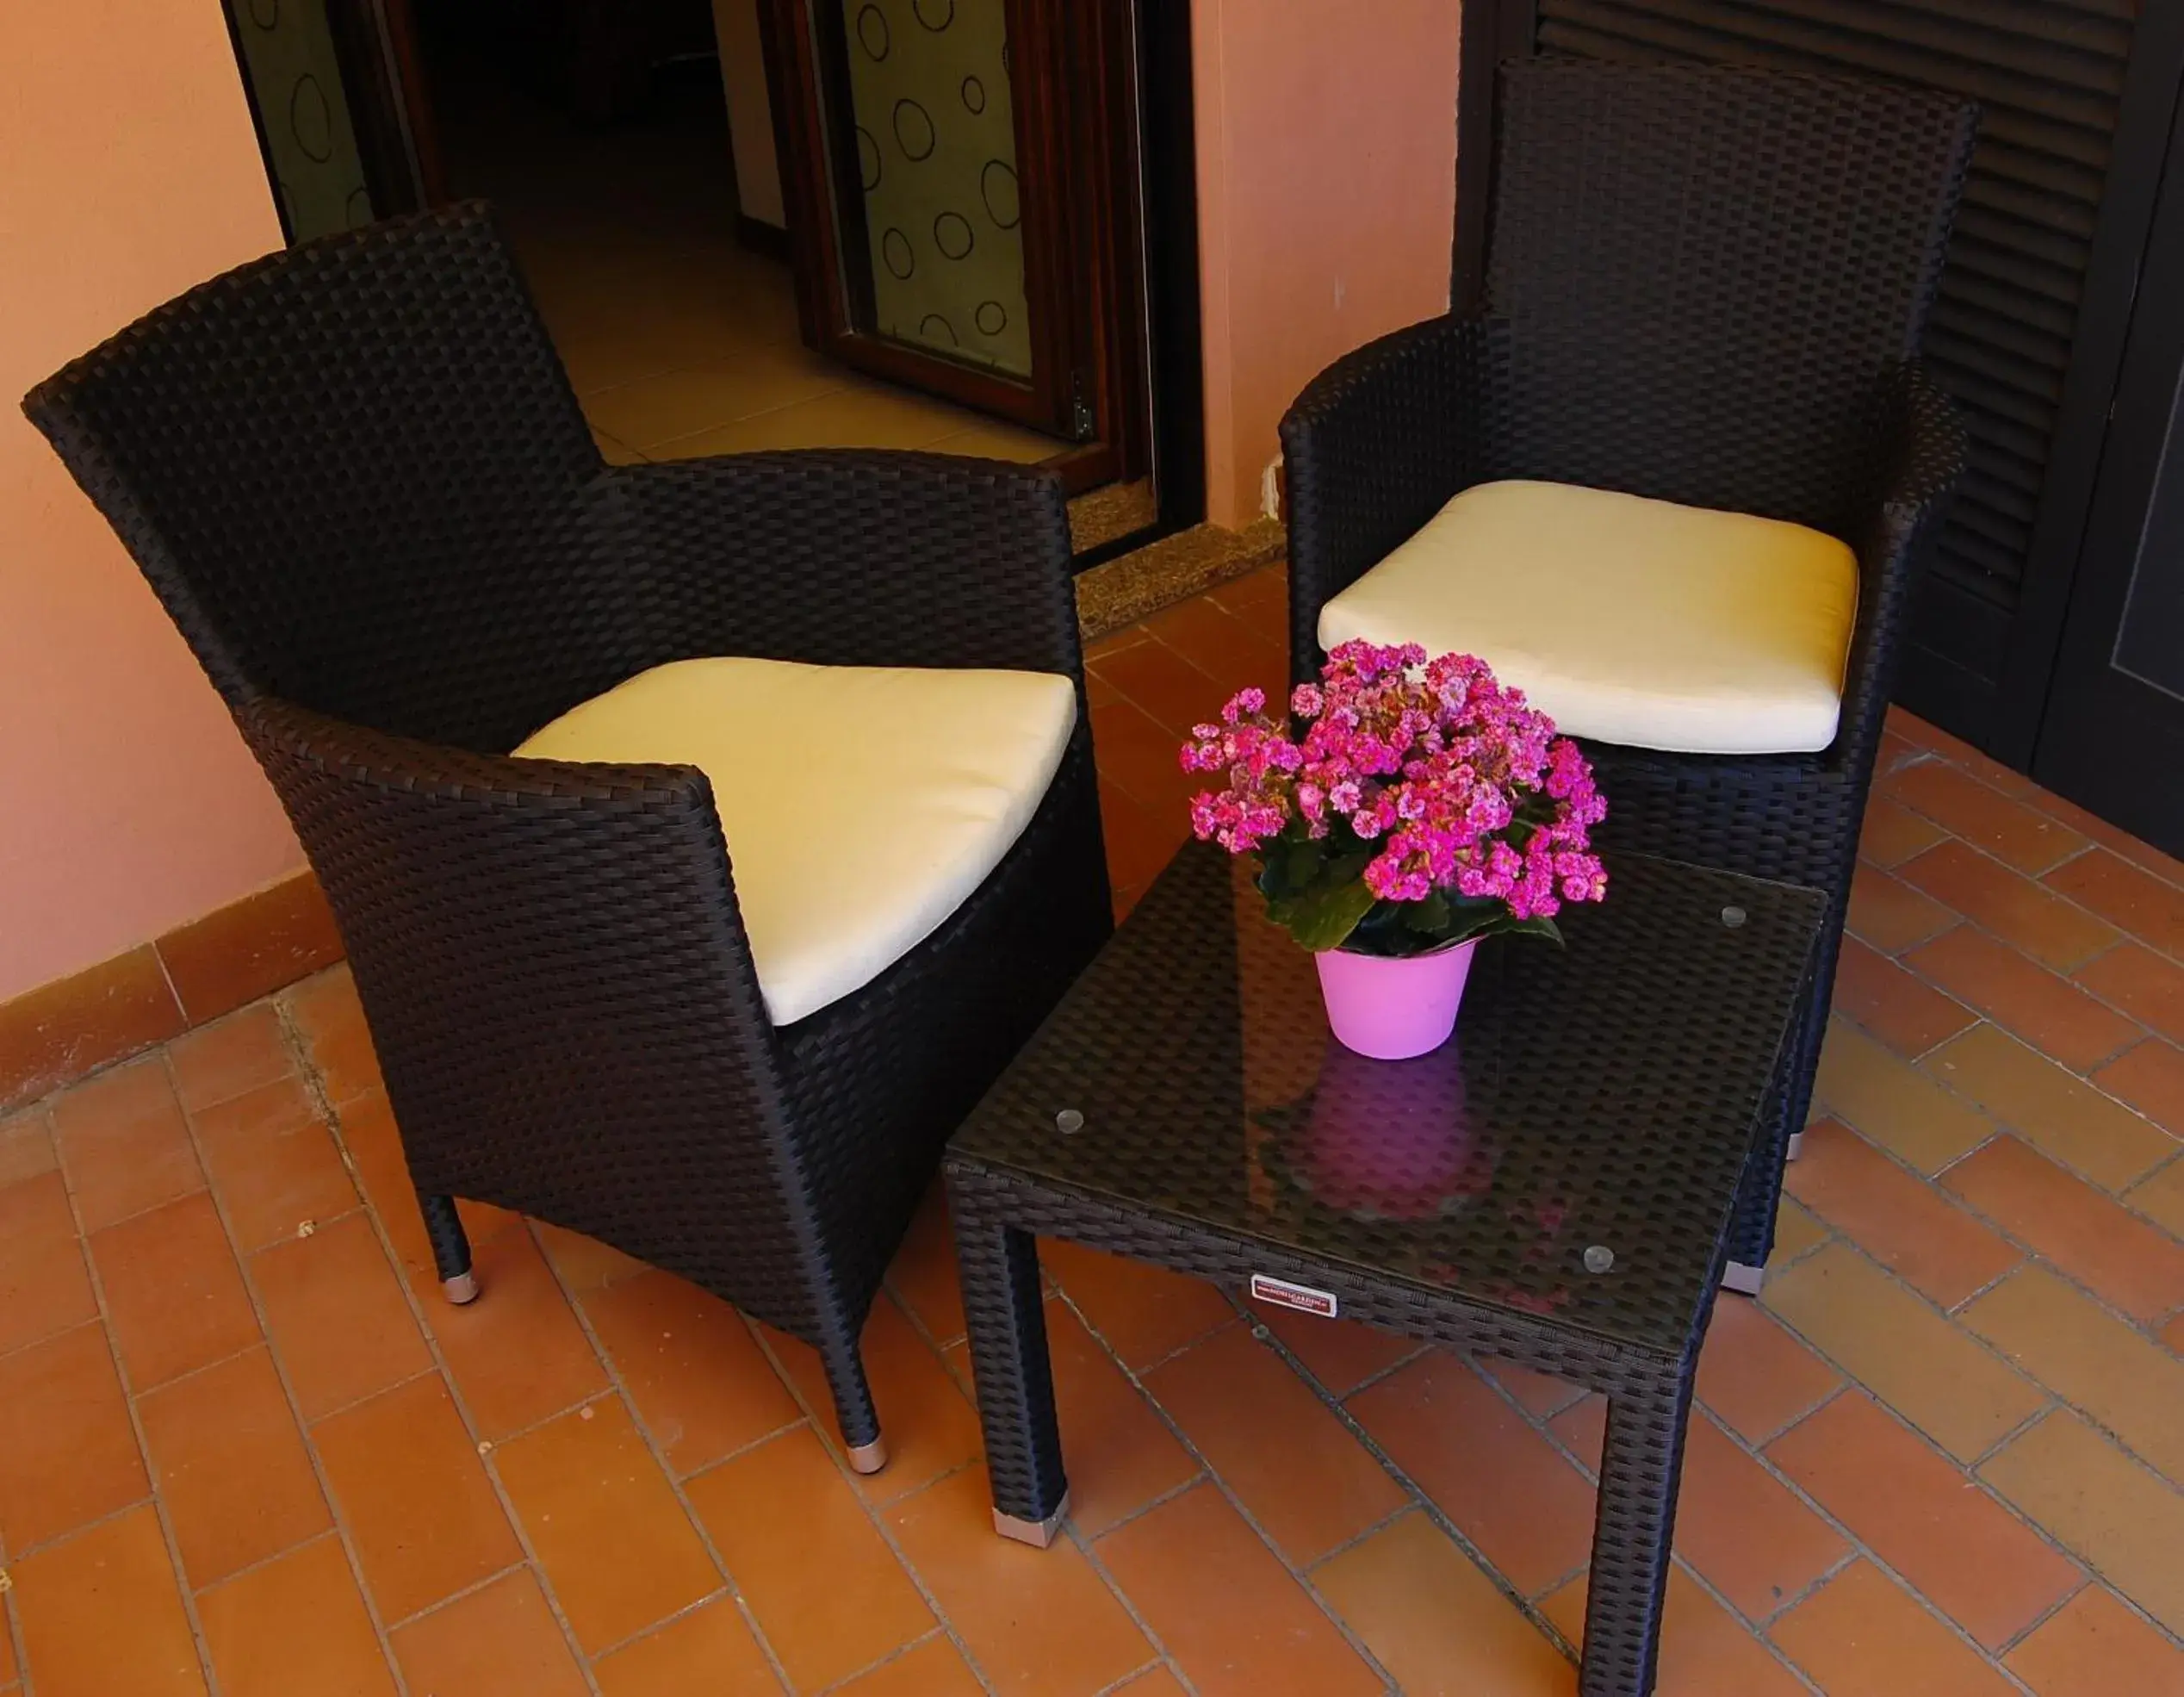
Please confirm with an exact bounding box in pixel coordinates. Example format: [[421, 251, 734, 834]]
[[1280, 314, 1507, 681], [1833, 362, 1969, 774], [604, 449, 1084, 680]]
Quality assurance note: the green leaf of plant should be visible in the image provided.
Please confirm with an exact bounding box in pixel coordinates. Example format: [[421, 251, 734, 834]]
[[1267, 878, 1381, 953]]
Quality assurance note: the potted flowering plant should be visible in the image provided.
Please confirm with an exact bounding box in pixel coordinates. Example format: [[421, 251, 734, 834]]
[[1181, 641, 1608, 1060]]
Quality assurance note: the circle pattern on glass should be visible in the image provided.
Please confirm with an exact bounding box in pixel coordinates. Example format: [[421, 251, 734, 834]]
[[856, 126, 882, 191], [961, 74, 985, 115], [912, 0, 954, 29], [248, 0, 279, 28], [919, 312, 959, 345], [934, 211, 974, 260], [881, 227, 917, 279], [892, 98, 936, 162], [975, 300, 1008, 335], [855, 4, 890, 59], [345, 186, 373, 227], [981, 159, 1020, 228], [290, 74, 334, 164]]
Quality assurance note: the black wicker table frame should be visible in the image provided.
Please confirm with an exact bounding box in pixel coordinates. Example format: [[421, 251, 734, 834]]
[[945, 843, 1821, 1697]]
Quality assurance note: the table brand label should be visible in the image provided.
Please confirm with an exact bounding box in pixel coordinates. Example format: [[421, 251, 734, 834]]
[[1250, 1274, 1338, 1318]]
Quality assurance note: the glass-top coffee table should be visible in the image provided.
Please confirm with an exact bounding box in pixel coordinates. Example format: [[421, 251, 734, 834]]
[[944, 842, 1822, 1697]]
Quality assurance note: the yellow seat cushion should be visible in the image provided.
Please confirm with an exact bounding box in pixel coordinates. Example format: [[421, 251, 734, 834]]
[[515, 656, 1076, 1025], [1318, 479, 1859, 755]]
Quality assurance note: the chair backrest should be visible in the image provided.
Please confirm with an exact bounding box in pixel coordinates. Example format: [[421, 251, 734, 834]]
[[23, 202, 606, 753], [1484, 59, 1976, 525]]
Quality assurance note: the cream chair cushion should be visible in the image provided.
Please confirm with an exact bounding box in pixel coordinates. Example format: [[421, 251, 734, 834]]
[[1318, 479, 1859, 755], [516, 657, 1076, 1026]]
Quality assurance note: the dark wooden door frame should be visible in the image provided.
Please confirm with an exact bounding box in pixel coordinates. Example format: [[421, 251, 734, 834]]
[[1452, 0, 2184, 774]]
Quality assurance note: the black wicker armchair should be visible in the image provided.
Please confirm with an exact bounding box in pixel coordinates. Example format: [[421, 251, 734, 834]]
[[23, 202, 1112, 1471], [1282, 60, 1977, 1288]]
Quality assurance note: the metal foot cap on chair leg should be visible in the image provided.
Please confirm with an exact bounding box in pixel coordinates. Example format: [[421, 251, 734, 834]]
[[847, 1435, 889, 1475], [442, 1271, 481, 1305], [1722, 1260, 1765, 1296], [1786, 1130, 1805, 1161], [993, 1495, 1070, 1549]]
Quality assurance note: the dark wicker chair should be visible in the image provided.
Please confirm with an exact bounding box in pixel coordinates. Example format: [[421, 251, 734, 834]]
[[1281, 60, 1977, 1288], [23, 202, 1111, 1471]]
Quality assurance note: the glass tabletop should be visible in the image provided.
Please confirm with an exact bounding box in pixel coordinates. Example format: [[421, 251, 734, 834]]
[[950, 842, 1823, 1356]]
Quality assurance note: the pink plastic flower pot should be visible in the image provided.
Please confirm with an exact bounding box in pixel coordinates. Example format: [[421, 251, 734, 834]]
[[1313, 939, 1479, 1060]]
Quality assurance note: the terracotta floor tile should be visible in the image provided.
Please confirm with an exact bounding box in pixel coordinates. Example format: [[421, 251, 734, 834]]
[[1349, 1352, 1597, 1596], [1693, 1296, 1842, 1444], [168, 1004, 294, 1115], [1772, 1194, 1833, 1261], [1031, 1296, 1200, 1538], [251, 1211, 431, 1420], [2097, 1039, 2184, 1138], [1250, 1303, 1421, 1396], [888, 1468, 1152, 1697], [138, 1346, 331, 1588], [2035, 789, 2184, 889], [1768, 1559, 2017, 1696], [197, 1535, 399, 1697], [1094, 1482, 1382, 1697], [1859, 796, 1950, 869], [885, 1184, 966, 1348], [2004, 1584, 2184, 1697], [591, 1597, 778, 1697], [0, 1170, 97, 1355], [684, 1426, 934, 1692], [1942, 1136, 2184, 1323], [1475, 1355, 1589, 1418], [1982, 1412, 2184, 1636], [0, 1106, 57, 1187], [582, 1267, 801, 1477], [1541, 1566, 1809, 1697], [1043, 1240, 1235, 1371], [1901, 842, 2119, 971], [1784, 1118, 2021, 1306], [2127, 1157, 2184, 1238], [389, 1569, 588, 1697], [1142, 596, 1289, 706], [2075, 942, 2184, 1047], [1761, 1244, 2044, 1462], [285, 968, 383, 1105], [2046, 848, 2184, 959], [1089, 693, 1197, 818], [2163, 1310, 2184, 1353], [1881, 758, 2088, 873], [1549, 1400, 1848, 1622], [191, 1075, 358, 1253], [1314, 1510, 1575, 1696], [1846, 861, 1958, 954], [0, 1321, 149, 1552], [418, 1223, 606, 1441], [1924, 1025, 2177, 1190], [1832, 936, 1976, 1057], [533, 1218, 650, 1295], [1907, 926, 2144, 1072], [10, 1505, 208, 1697], [1095, 628, 1239, 736], [49, 1056, 204, 1232], [1143, 1322, 1407, 1564], [1765, 1390, 2082, 1648], [492, 1396, 718, 1653], [313, 1374, 524, 1624], [828, 1635, 987, 1696], [91, 1191, 259, 1390], [1812, 1020, 1996, 1173], [1960, 1266, 2184, 1483], [1099, 777, 1190, 899], [763, 1296, 983, 1504]]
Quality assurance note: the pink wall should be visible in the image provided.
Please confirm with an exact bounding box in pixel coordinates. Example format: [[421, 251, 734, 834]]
[[0, 0, 304, 1003], [1192, 0, 1464, 528]]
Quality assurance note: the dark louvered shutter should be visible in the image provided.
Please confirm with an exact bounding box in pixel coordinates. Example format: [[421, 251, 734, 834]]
[[1528, 0, 2140, 737]]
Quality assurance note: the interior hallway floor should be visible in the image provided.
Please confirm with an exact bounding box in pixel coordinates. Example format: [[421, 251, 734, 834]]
[[5, 565, 2184, 1695], [428, 46, 1062, 468]]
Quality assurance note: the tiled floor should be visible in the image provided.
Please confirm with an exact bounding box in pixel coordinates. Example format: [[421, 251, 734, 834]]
[[5, 567, 2184, 1695], [431, 52, 1060, 469]]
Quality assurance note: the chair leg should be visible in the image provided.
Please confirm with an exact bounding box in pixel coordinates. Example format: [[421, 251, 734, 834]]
[[419, 1194, 479, 1305], [820, 1332, 886, 1475]]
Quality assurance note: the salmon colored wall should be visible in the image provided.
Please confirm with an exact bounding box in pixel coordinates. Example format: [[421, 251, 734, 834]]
[[1192, 0, 1464, 528], [0, 0, 305, 1004]]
